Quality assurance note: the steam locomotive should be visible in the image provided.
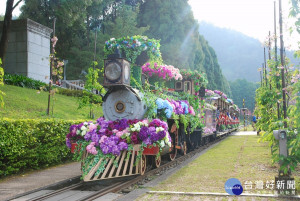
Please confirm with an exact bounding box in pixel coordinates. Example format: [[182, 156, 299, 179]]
[[96, 51, 239, 174], [70, 38, 240, 181]]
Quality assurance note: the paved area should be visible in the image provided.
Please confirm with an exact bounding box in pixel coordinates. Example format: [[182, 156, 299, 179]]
[[0, 162, 81, 201], [231, 131, 257, 136]]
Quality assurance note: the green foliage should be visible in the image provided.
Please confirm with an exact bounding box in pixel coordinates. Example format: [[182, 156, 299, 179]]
[[255, 45, 300, 174], [84, 62, 106, 94], [0, 119, 83, 177], [56, 88, 84, 97], [0, 59, 5, 107], [4, 73, 47, 90], [0, 85, 103, 120], [20, 0, 148, 80], [229, 79, 259, 112], [104, 35, 161, 64], [78, 64, 105, 118]]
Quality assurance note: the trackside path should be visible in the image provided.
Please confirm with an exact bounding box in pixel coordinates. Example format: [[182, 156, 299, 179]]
[[0, 162, 81, 201], [133, 131, 300, 200]]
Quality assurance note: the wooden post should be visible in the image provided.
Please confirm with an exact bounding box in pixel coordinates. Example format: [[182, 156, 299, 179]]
[[279, 0, 287, 128], [264, 47, 268, 86], [268, 31, 272, 90], [243, 99, 246, 131], [47, 18, 56, 115], [274, 1, 280, 120]]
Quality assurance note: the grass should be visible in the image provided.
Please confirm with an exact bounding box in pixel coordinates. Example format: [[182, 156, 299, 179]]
[[138, 135, 300, 200], [0, 85, 103, 120], [239, 124, 255, 131]]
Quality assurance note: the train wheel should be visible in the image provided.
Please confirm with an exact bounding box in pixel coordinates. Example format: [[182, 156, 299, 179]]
[[154, 155, 161, 168], [140, 155, 147, 175], [169, 123, 178, 161]]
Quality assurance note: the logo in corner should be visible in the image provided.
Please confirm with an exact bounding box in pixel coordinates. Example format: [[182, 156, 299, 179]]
[[225, 178, 243, 195]]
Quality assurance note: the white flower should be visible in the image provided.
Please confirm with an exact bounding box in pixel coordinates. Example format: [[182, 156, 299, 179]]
[[83, 122, 88, 126], [164, 136, 169, 143], [156, 127, 164, 132], [76, 130, 80, 135], [167, 141, 171, 147], [159, 140, 165, 148], [136, 40, 141, 46], [110, 38, 115, 41], [81, 130, 87, 136], [81, 125, 87, 131]]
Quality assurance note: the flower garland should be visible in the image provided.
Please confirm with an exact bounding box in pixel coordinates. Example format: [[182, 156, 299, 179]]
[[154, 98, 195, 119], [104, 35, 162, 64], [205, 89, 215, 97], [142, 63, 183, 81], [180, 69, 208, 91], [214, 90, 228, 100], [203, 127, 216, 135]]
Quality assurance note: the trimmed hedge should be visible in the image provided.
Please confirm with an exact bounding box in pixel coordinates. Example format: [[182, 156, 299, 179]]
[[56, 88, 84, 97], [0, 119, 83, 177]]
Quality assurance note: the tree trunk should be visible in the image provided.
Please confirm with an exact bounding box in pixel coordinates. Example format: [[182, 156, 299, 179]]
[[0, 0, 14, 65]]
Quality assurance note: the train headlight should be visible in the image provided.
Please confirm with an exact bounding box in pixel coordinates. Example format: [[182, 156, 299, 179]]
[[103, 58, 131, 86], [105, 62, 122, 81]]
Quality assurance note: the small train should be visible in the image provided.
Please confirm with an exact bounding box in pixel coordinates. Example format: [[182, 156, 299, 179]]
[[67, 36, 240, 181]]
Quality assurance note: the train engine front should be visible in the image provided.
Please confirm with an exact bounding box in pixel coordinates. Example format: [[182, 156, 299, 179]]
[[102, 53, 147, 121]]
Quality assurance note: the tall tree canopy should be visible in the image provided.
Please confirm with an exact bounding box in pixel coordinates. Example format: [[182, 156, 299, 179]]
[[137, 0, 231, 95], [229, 79, 259, 112], [19, 0, 231, 96]]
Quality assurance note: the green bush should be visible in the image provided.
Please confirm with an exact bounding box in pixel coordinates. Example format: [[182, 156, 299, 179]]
[[56, 88, 102, 104], [0, 119, 83, 177], [4, 73, 47, 90], [56, 88, 84, 97]]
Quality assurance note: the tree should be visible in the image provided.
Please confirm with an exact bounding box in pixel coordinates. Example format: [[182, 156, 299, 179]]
[[20, 0, 148, 80], [0, 0, 23, 64], [137, 0, 231, 96]]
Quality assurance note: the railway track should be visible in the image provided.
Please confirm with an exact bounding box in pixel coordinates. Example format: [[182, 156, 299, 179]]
[[9, 129, 237, 201]]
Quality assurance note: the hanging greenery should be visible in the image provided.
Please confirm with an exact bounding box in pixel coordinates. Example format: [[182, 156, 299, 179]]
[[103, 35, 162, 64]]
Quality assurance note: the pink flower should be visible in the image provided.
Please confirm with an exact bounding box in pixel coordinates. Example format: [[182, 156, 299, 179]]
[[189, 106, 195, 116], [89, 123, 97, 132], [86, 142, 98, 155], [100, 135, 108, 144]]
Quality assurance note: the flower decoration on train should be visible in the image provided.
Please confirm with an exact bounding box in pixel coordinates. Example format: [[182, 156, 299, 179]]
[[142, 63, 183, 81], [180, 69, 208, 91], [205, 89, 215, 97], [104, 35, 162, 63], [154, 98, 195, 119], [66, 118, 172, 156]]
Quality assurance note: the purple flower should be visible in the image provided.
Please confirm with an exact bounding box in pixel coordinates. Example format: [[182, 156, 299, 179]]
[[91, 133, 100, 145], [139, 126, 149, 141], [119, 142, 128, 150], [69, 125, 77, 134], [84, 132, 92, 141], [157, 130, 166, 140], [100, 144, 110, 154], [111, 146, 120, 155], [66, 138, 71, 148], [143, 138, 152, 145]]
